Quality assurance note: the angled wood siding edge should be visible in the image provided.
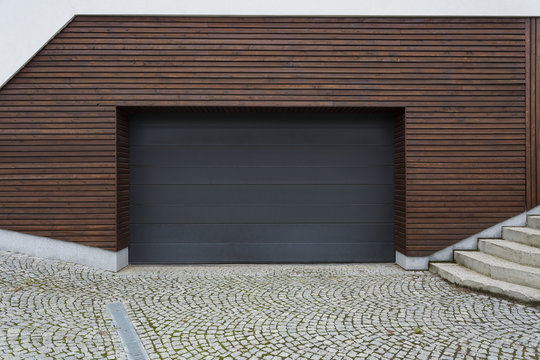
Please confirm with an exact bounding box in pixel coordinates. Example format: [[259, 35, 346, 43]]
[[0, 16, 77, 90]]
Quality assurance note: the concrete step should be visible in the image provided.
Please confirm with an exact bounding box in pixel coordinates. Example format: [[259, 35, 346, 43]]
[[454, 251, 540, 289], [502, 227, 540, 248], [527, 215, 540, 230], [478, 239, 540, 268], [429, 262, 540, 304]]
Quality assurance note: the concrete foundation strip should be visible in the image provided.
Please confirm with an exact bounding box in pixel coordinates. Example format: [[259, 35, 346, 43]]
[[107, 302, 150, 360]]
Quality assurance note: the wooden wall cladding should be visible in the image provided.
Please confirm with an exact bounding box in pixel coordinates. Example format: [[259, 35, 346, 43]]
[[116, 109, 129, 250], [0, 16, 534, 256], [394, 110, 406, 255], [526, 18, 540, 210]]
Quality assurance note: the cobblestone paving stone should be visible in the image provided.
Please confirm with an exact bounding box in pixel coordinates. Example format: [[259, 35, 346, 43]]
[[0, 250, 539, 359]]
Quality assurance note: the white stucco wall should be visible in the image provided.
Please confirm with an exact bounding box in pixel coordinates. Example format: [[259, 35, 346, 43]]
[[0, 0, 539, 87]]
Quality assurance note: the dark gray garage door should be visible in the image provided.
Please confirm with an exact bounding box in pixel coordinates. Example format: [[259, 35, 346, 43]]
[[129, 109, 394, 263]]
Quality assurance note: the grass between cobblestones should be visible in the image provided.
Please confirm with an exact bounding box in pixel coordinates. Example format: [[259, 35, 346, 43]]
[[0, 251, 539, 359]]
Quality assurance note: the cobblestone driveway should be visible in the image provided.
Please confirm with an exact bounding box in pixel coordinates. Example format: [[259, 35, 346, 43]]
[[0, 251, 539, 359]]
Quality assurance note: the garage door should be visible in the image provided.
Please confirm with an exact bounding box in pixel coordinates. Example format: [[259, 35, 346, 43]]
[[129, 109, 395, 263]]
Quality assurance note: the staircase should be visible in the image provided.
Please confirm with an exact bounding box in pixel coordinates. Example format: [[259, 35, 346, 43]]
[[430, 214, 540, 304]]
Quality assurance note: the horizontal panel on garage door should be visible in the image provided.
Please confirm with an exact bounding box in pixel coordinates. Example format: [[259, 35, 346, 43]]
[[129, 109, 395, 263]]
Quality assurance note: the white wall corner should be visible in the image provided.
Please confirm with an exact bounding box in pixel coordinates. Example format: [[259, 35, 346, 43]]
[[396, 204, 540, 270], [0, 229, 128, 272]]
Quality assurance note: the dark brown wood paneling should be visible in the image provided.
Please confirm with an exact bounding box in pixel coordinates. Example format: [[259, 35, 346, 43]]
[[536, 18, 540, 206], [0, 16, 531, 256], [116, 109, 129, 251], [525, 17, 540, 210], [526, 18, 535, 209], [394, 110, 407, 255]]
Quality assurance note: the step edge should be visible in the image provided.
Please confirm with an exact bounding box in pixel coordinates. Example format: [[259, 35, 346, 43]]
[[503, 226, 540, 234], [429, 263, 540, 304], [478, 241, 540, 268], [479, 239, 540, 253], [455, 251, 540, 273], [454, 251, 540, 289]]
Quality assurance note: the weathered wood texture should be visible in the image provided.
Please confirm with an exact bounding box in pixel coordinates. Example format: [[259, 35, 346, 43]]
[[0, 16, 534, 255], [536, 18, 540, 209], [116, 109, 129, 250], [394, 110, 406, 255], [526, 18, 540, 210]]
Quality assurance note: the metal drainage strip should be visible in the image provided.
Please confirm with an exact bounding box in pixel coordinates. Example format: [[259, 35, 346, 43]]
[[107, 302, 150, 360]]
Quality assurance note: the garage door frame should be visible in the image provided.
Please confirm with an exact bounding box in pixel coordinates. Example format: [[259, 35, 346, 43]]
[[116, 106, 406, 263]]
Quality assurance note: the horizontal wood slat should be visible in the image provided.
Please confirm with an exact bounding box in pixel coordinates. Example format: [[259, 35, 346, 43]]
[[0, 16, 532, 255]]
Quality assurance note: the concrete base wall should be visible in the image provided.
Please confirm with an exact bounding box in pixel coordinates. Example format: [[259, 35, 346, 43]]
[[5, 204, 540, 272], [0, 229, 128, 272], [396, 205, 540, 270]]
